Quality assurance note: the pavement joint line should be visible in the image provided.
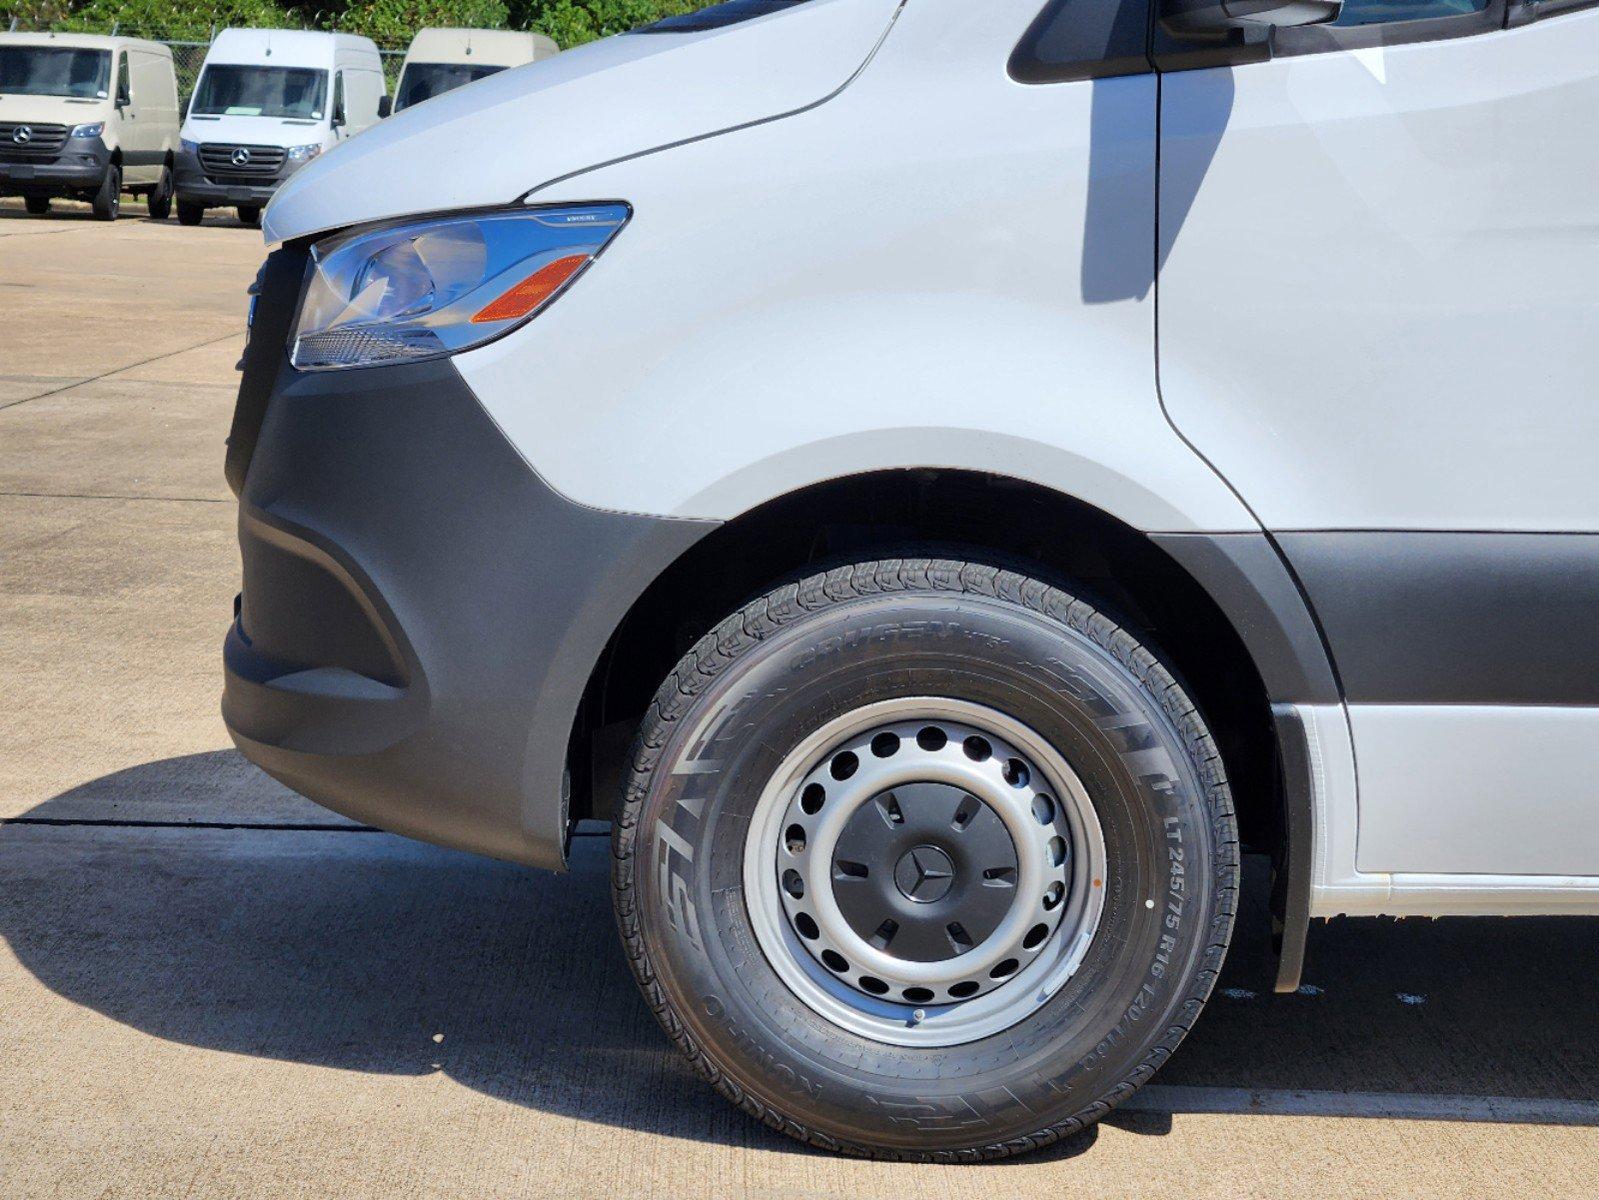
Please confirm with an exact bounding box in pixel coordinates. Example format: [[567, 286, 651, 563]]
[[1127, 1084, 1599, 1127], [0, 491, 231, 504], [0, 817, 615, 839], [0, 331, 242, 413], [1, 817, 382, 832]]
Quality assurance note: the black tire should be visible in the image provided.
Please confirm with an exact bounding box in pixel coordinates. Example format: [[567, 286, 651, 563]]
[[236, 205, 261, 227], [146, 166, 173, 221], [91, 165, 120, 221], [613, 559, 1238, 1161], [176, 200, 204, 227], [24, 196, 50, 215]]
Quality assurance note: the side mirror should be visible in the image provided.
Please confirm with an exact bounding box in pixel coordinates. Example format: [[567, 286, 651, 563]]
[[377, 95, 392, 119], [331, 107, 346, 129], [1162, 0, 1340, 33], [115, 84, 130, 110]]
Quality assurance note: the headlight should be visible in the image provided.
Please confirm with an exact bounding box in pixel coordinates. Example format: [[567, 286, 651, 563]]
[[180, 138, 200, 154], [286, 143, 322, 161], [291, 203, 630, 372], [70, 122, 104, 139]]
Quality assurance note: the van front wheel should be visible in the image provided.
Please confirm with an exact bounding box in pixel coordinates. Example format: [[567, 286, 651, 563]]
[[176, 200, 204, 227], [236, 205, 261, 228], [24, 196, 49, 215], [613, 559, 1239, 1160], [91, 165, 120, 221]]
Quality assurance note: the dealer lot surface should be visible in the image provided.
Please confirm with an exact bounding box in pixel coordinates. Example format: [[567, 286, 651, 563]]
[[1, 199, 1596, 1199]]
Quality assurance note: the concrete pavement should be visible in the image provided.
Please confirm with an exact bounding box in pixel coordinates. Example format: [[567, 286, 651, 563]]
[[1, 197, 1596, 1198]]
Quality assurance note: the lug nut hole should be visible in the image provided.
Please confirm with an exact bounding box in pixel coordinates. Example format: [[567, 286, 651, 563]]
[[830, 751, 859, 781], [785, 824, 807, 854], [949, 981, 980, 999], [1005, 759, 1032, 788], [1043, 881, 1065, 910], [903, 987, 935, 1004], [800, 783, 825, 815], [916, 726, 948, 752], [782, 869, 805, 899], [1023, 923, 1050, 950], [859, 976, 889, 996], [1032, 794, 1056, 824], [821, 949, 850, 973], [962, 735, 992, 762], [870, 732, 901, 758], [990, 958, 1020, 980], [794, 912, 820, 940]]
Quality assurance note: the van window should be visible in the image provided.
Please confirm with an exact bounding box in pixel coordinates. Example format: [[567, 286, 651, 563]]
[[640, 0, 813, 33], [395, 63, 506, 111], [113, 52, 129, 103], [191, 64, 328, 119], [332, 71, 345, 123], [1333, 0, 1486, 21], [0, 46, 111, 99]]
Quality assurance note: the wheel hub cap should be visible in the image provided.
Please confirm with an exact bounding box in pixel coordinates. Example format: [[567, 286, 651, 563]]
[[746, 700, 1107, 1046]]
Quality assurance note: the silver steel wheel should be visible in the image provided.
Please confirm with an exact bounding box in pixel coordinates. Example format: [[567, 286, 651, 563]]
[[744, 697, 1106, 1048]]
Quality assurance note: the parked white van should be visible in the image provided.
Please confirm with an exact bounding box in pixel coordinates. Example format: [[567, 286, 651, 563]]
[[391, 28, 557, 113], [228, 0, 1599, 1163], [176, 29, 384, 227], [0, 32, 179, 220]]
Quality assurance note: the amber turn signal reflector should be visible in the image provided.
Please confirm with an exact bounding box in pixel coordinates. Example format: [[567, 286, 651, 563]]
[[471, 254, 592, 324]]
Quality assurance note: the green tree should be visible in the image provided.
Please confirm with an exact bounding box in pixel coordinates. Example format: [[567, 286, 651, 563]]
[[60, 0, 295, 37], [514, 0, 699, 46], [317, 0, 509, 42]]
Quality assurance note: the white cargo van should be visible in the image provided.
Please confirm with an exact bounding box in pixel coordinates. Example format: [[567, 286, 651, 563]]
[[176, 29, 384, 227], [0, 32, 179, 220], [228, 0, 1599, 1163], [391, 28, 558, 113]]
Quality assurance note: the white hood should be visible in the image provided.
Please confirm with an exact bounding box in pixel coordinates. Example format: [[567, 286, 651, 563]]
[[182, 113, 329, 148], [263, 0, 904, 245]]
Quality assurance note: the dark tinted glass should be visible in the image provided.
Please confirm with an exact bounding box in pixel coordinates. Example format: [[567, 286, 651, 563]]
[[191, 65, 328, 120], [638, 0, 813, 33], [1333, 0, 1485, 22], [395, 62, 506, 110], [0, 47, 111, 99]]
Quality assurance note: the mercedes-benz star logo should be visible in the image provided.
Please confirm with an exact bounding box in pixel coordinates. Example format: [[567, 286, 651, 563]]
[[231, 147, 252, 166], [12, 126, 32, 145], [893, 845, 955, 904]]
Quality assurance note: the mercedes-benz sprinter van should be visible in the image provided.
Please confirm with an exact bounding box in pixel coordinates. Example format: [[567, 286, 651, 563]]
[[391, 28, 558, 113], [0, 32, 179, 220], [225, 0, 1599, 1162], [176, 29, 384, 227]]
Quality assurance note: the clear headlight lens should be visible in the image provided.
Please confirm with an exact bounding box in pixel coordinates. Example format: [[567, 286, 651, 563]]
[[70, 122, 104, 139], [291, 204, 630, 372], [180, 138, 200, 155], [285, 142, 322, 161]]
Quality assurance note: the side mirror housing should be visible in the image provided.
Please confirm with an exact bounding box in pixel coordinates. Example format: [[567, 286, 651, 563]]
[[1162, 0, 1340, 33], [115, 85, 130, 110], [377, 95, 392, 119]]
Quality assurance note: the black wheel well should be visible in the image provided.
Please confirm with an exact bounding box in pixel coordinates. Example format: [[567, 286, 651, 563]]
[[575, 469, 1280, 854]]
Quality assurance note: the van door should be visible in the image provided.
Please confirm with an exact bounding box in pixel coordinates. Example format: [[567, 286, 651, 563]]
[[1156, 8, 1599, 876]]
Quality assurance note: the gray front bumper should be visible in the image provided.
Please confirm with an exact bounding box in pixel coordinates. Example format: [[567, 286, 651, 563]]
[[175, 148, 306, 207], [0, 139, 109, 194]]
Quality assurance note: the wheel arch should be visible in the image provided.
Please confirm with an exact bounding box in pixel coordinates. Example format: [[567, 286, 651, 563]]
[[568, 468, 1336, 987]]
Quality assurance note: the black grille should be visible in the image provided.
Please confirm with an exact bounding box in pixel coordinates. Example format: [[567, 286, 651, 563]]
[[199, 142, 286, 183], [0, 121, 69, 160]]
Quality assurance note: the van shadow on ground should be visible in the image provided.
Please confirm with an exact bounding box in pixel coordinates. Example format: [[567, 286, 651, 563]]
[[2, 751, 1595, 1160]]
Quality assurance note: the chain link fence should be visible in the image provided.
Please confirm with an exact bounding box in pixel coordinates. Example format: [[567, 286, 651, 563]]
[[4, 18, 408, 97]]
